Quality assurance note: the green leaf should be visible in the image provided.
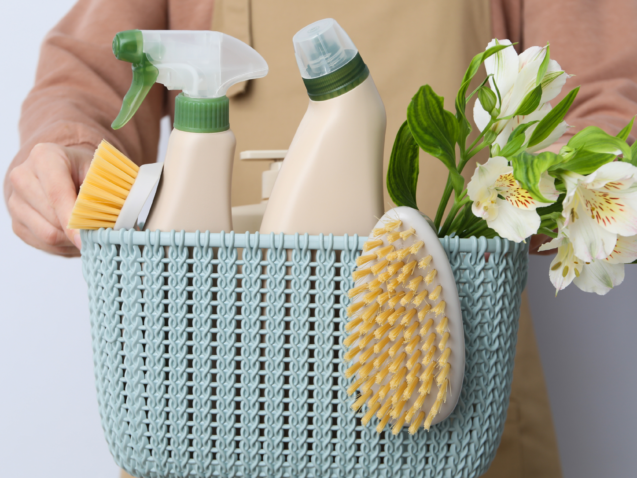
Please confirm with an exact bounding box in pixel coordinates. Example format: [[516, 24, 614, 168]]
[[455, 44, 514, 131], [478, 87, 497, 114], [553, 150, 616, 175], [499, 134, 526, 157], [540, 211, 563, 228], [386, 121, 419, 210], [408, 85, 461, 192], [528, 87, 579, 148], [457, 43, 514, 106], [509, 121, 539, 142], [514, 84, 543, 116], [537, 195, 565, 217], [616, 116, 635, 141], [536, 44, 550, 87], [511, 151, 563, 202], [631, 141, 637, 165], [567, 126, 631, 159]]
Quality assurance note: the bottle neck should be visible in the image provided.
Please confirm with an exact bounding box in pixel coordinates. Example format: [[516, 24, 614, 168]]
[[301, 53, 369, 102], [174, 93, 230, 133]]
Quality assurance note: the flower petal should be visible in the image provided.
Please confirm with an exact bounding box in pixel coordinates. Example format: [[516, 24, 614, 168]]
[[538, 171, 560, 202], [473, 98, 491, 132], [495, 173, 540, 210], [538, 235, 563, 252], [487, 198, 540, 242], [501, 46, 545, 117], [605, 234, 637, 264], [567, 199, 617, 261], [540, 59, 568, 104], [584, 161, 637, 191], [579, 187, 637, 236], [547, 239, 579, 291], [517, 46, 544, 71], [573, 260, 625, 295], [484, 39, 518, 99], [468, 157, 511, 218]]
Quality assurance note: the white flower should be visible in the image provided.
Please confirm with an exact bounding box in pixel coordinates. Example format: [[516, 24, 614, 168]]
[[540, 226, 637, 295], [473, 39, 570, 152], [561, 162, 637, 262], [468, 156, 559, 242]]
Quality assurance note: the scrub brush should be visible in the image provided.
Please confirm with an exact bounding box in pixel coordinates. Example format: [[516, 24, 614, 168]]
[[68, 140, 163, 230], [344, 206, 464, 434]]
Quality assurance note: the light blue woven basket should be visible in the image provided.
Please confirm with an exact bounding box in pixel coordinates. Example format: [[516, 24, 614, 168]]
[[81, 229, 528, 478]]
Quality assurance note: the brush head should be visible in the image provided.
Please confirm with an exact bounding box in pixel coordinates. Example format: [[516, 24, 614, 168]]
[[68, 140, 139, 230], [345, 207, 464, 434]]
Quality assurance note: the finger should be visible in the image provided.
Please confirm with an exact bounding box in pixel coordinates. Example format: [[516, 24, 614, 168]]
[[12, 220, 80, 257], [8, 193, 78, 255], [32, 146, 80, 243], [9, 163, 61, 227]]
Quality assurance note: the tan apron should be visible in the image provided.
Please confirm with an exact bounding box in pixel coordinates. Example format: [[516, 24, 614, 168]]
[[122, 1, 562, 476]]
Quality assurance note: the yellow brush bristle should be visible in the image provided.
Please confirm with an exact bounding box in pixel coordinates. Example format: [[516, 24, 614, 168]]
[[388, 292, 405, 309], [352, 268, 372, 280], [376, 245, 395, 258], [436, 316, 449, 334], [345, 220, 456, 435], [429, 285, 443, 301], [356, 254, 376, 266], [68, 140, 139, 230], [418, 255, 432, 269], [400, 227, 415, 240], [400, 291, 415, 306], [387, 231, 401, 243], [408, 276, 423, 291], [363, 239, 384, 251], [371, 259, 389, 275], [348, 283, 369, 298]]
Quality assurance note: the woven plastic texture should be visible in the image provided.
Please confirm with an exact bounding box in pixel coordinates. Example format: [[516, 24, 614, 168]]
[[81, 229, 528, 478]]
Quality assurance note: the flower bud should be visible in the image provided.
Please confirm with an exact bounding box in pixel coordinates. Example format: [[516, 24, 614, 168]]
[[478, 87, 498, 115]]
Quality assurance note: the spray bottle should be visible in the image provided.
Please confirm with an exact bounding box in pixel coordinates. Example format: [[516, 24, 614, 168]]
[[111, 30, 268, 232]]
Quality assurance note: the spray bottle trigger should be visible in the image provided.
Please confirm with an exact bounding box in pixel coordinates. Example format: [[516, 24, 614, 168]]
[[111, 57, 159, 130]]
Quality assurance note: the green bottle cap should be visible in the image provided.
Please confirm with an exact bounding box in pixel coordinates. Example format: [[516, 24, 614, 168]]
[[174, 94, 230, 133], [302, 52, 369, 101]]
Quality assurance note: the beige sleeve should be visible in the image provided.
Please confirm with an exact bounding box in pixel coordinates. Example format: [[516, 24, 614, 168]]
[[12, 0, 169, 173], [492, 0, 637, 142]]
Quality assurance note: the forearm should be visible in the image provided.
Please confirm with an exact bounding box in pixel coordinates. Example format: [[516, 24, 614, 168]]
[[523, 0, 637, 140]]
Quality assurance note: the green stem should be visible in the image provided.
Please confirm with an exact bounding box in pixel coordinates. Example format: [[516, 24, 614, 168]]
[[465, 140, 491, 161], [464, 218, 490, 238], [434, 179, 453, 230], [447, 202, 471, 236], [439, 194, 469, 237]]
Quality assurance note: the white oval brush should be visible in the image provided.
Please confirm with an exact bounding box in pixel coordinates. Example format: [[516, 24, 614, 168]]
[[344, 206, 464, 434]]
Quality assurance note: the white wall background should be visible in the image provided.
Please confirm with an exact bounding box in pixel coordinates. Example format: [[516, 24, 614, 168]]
[[0, 2, 635, 478]]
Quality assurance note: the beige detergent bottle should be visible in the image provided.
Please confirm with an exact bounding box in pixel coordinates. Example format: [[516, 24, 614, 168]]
[[111, 30, 268, 232], [260, 19, 386, 236]]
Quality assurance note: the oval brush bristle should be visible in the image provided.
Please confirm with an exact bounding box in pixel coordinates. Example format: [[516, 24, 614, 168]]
[[68, 140, 139, 230], [344, 216, 455, 435]]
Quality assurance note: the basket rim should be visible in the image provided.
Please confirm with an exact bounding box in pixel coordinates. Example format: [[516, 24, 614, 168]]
[[81, 228, 527, 255]]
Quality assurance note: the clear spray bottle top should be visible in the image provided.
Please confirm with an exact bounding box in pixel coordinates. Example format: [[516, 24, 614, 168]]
[[112, 30, 268, 132]]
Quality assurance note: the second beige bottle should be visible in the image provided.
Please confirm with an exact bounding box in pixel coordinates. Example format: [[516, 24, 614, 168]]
[[260, 19, 386, 236]]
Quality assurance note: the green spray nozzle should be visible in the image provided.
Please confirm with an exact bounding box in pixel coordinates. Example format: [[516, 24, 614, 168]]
[[111, 30, 268, 132], [111, 30, 159, 130]]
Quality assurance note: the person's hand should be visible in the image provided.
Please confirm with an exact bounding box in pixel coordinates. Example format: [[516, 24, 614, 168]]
[[6, 143, 94, 257]]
